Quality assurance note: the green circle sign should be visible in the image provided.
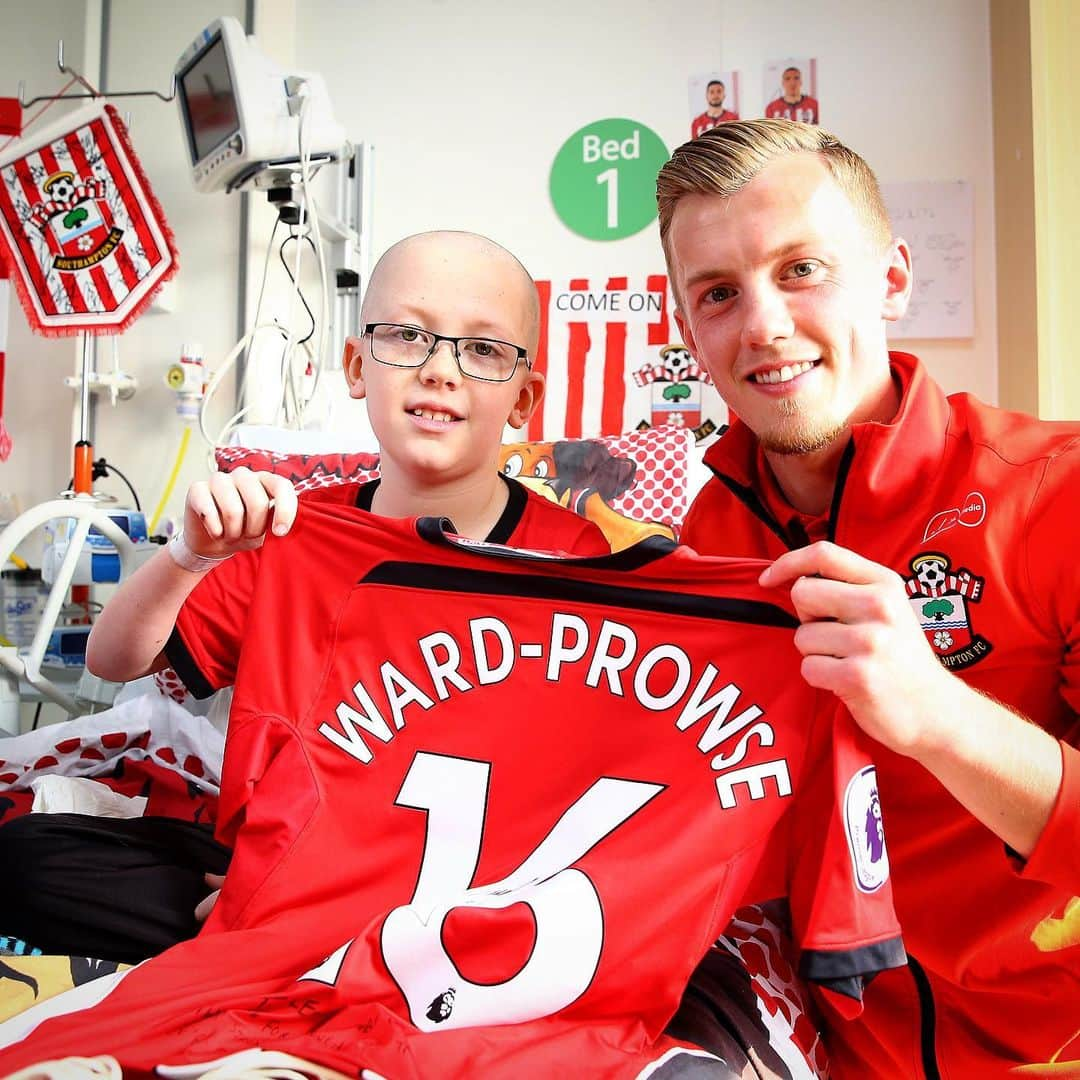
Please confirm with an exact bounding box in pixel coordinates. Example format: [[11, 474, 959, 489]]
[[550, 118, 669, 241]]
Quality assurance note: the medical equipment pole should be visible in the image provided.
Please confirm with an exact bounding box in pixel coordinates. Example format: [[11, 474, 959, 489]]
[[71, 332, 94, 620], [73, 332, 93, 493]]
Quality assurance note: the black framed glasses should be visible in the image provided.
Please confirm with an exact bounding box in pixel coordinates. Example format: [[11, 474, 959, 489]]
[[364, 323, 531, 383]]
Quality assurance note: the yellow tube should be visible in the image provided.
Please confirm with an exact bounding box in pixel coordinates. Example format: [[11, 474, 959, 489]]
[[149, 425, 192, 535], [6, 553, 28, 570]]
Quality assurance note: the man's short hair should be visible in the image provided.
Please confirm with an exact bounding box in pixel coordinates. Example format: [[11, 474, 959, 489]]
[[707, 80, 725, 90], [656, 119, 892, 275], [783, 66, 802, 77]]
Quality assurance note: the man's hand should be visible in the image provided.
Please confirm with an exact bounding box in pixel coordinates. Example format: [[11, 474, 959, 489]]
[[758, 541, 958, 758], [184, 468, 299, 560], [759, 541, 1064, 858]]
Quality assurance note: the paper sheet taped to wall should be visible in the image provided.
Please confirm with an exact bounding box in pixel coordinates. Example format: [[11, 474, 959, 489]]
[[882, 180, 974, 340]]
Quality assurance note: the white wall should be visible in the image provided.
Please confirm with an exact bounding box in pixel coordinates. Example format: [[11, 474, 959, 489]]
[[88, 0, 246, 528], [0, 0, 95, 535], [297, 0, 998, 407], [1, 0, 997, 518]]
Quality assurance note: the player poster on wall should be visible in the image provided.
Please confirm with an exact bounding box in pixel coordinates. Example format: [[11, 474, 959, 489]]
[[763, 59, 820, 124], [0, 101, 177, 336], [688, 71, 740, 139], [529, 275, 726, 444]]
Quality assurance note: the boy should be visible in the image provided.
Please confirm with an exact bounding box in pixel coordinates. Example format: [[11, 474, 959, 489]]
[[88, 229, 607, 683], [0, 231, 607, 964]]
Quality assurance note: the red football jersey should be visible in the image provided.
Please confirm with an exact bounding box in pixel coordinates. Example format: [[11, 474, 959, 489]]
[[692, 109, 738, 138], [164, 476, 609, 699], [764, 96, 819, 124], [0, 505, 902, 1077]]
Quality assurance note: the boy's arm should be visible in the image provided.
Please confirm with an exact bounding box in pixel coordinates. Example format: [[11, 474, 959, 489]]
[[86, 468, 298, 683]]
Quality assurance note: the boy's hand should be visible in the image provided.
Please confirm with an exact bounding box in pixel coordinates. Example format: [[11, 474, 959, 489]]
[[194, 872, 226, 923], [183, 468, 299, 560]]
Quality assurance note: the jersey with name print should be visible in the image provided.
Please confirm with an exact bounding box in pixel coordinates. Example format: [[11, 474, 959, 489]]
[[0, 503, 904, 1079]]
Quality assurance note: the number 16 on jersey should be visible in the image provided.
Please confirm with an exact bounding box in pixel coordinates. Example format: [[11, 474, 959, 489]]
[[299, 751, 663, 1031]]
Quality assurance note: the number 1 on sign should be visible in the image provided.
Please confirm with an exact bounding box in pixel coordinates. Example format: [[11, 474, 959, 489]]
[[596, 167, 618, 229]]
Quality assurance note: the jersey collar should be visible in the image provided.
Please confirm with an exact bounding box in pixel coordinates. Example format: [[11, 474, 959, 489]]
[[355, 474, 527, 545], [702, 352, 951, 544]]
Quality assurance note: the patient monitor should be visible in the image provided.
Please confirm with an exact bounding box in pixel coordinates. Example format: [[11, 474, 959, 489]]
[[175, 16, 347, 193]]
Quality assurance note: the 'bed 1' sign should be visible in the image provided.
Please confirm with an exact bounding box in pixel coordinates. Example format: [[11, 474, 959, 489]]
[[550, 119, 668, 242]]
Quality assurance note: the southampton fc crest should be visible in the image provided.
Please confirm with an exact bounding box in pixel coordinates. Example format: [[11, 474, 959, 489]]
[[29, 169, 124, 273], [904, 552, 992, 670], [634, 344, 719, 443]]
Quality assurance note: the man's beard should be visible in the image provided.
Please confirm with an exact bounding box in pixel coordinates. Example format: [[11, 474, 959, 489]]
[[758, 397, 847, 455]]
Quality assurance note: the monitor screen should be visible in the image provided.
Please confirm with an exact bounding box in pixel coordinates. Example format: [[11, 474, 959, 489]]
[[179, 34, 240, 164], [59, 631, 88, 654]]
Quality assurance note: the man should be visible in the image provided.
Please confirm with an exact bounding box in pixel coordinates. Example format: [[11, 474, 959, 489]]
[[692, 79, 738, 139], [658, 119, 1079, 1077], [764, 68, 819, 125]]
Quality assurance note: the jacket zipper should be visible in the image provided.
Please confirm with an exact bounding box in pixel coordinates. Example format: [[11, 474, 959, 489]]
[[709, 434, 859, 550], [824, 438, 945, 1078], [712, 472, 798, 549], [825, 438, 857, 544], [907, 955, 942, 1079]]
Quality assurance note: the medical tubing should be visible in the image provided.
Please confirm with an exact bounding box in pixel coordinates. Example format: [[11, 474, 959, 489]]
[[302, 93, 330, 416], [148, 424, 192, 535], [199, 322, 288, 447], [97, 460, 140, 511], [277, 104, 309, 425]]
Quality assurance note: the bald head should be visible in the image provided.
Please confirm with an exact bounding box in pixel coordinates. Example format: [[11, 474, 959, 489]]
[[360, 231, 541, 358]]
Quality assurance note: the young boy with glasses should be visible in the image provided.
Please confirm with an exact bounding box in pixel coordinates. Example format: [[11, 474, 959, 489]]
[[0, 231, 607, 966], [88, 229, 608, 690]]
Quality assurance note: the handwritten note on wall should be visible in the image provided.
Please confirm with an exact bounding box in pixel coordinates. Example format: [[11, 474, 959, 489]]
[[881, 180, 974, 340]]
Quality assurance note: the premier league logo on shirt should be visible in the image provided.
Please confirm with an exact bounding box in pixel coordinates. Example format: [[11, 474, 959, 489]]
[[904, 552, 993, 670], [843, 766, 889, 893], [426, 987, 456, 1023]]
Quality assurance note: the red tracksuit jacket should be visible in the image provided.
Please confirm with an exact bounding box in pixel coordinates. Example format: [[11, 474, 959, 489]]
[[682, 351, 1080, 1079]]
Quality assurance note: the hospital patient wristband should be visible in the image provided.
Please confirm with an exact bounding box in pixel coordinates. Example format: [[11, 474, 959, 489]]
[[167, 531, 235, 574]]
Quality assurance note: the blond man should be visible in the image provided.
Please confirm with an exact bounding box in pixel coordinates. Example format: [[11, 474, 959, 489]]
[[660, 119, 1080, 1077]]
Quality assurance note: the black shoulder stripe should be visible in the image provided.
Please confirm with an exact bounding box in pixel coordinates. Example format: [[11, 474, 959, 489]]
[[827, 438, 857, 544], [354, 478, 378, 510], [162, 626, 216, 701], [799, 935, 908, 1000], [713, 473, 794, 548], [359, 562, 798, 628], [485, 474, 526, 544]]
